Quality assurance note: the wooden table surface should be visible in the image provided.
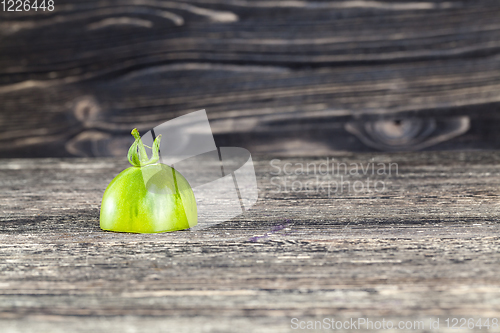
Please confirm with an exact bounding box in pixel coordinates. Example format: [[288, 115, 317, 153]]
[[1, 152, 500, 332]]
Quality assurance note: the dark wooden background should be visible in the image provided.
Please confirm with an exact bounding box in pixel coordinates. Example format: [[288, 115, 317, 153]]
[[1, 0, 500, 157]]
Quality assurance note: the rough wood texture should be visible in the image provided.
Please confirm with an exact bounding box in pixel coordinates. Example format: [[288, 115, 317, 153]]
[[1, 0, 500, 157], [1, 152, 500, 332]]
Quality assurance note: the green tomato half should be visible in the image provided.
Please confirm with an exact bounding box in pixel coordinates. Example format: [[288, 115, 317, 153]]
[[100, 129, 197, 233]]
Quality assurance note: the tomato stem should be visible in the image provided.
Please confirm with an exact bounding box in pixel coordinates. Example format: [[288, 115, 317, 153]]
[[128, 128, 162, 167]]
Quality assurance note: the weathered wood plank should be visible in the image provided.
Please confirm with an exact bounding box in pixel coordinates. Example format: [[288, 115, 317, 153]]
[[1, 1, 500, 156], [1, 152, 500, 331]]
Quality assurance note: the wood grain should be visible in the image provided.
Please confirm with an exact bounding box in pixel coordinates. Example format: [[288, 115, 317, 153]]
[[1, 1, 500, 157], [1, 152, 500, 331]]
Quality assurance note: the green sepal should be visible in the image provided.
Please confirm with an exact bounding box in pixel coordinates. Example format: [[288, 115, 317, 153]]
[[127, 128, 162, 167]]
